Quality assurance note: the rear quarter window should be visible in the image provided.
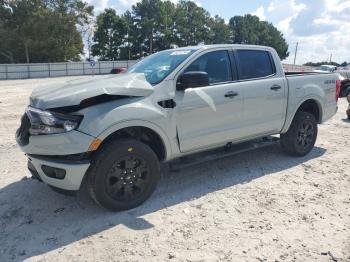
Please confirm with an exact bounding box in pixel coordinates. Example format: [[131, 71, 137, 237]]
[[236, 50, 275, 80]]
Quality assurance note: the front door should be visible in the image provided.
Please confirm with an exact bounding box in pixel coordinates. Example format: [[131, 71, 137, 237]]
[[174, 50, 244, 152]]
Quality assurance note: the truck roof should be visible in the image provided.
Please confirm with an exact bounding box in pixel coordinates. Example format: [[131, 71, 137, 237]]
[[174, 44, 274, 52]]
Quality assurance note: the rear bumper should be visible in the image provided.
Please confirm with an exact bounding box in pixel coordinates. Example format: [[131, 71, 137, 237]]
[[27, 155, 90, 191]]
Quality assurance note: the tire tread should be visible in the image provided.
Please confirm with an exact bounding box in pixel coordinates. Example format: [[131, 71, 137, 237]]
[[280, 111, 317, 157], [87, 139, 160, 211]]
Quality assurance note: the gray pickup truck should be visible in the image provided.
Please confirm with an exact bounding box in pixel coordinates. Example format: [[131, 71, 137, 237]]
[[16, 45, 339, 211]]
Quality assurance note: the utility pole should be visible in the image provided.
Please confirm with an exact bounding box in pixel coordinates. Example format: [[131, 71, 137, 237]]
[[329, 53, 332, 63], [87, 34, 91, 61], [293, 42, 299, 65]]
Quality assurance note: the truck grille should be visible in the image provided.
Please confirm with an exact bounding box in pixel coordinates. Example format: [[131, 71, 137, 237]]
[[16, 113, 31, 146]]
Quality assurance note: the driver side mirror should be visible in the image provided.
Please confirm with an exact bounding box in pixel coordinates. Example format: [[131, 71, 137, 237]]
[[176, 71, 209, 90]]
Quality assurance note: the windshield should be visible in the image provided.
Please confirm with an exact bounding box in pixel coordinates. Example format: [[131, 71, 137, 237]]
[[127, 49, 196, 85]]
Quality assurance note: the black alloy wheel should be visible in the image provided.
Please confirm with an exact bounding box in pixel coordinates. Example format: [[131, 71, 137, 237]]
[[296, 121, 315, 150], [280, 111, 318, 156], [87, 139, 160, 211], [106, 156, 150, 201]]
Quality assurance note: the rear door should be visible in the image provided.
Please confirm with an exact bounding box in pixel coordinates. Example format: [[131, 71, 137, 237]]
[[234, 49, 287, 137], [174, 49, 244, 152]]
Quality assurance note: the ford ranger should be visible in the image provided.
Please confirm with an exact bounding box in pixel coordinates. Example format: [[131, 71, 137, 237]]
[[16, 45, 340, 211]]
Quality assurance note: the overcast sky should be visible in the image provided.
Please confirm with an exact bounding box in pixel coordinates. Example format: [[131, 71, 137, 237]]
[[87, 0, 350, 64]]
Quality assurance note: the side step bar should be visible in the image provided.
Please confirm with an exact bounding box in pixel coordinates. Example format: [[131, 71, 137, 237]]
[[168, 136, 279, 171]]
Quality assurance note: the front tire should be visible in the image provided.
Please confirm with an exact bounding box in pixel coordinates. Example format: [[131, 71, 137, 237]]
[[87, 139, 160, 211], [280, 111, 318, 156]]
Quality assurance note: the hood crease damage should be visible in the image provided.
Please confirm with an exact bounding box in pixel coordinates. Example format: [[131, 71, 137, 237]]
[[30, 73, 154, 110]]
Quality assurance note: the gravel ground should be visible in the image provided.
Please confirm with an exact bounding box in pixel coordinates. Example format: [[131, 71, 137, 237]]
[[0, 77, 349, 262]]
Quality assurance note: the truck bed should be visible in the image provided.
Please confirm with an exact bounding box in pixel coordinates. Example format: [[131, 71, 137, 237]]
[[283, 71, 338, 126], [285, 71, 331, 76]]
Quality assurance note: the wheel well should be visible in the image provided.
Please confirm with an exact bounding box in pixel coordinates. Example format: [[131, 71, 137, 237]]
[[101, 126, 166, 161], [297, 99, 321, 123]]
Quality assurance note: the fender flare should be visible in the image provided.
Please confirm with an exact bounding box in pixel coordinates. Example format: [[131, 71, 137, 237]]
[[281, 96, 323, 133], [96, 119, 172, 161]]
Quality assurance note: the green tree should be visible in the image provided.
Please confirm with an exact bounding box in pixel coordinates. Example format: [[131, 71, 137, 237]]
[[118, 11, 134, 60], [0, 0, 93, 63], [175, 1, 212, 46], [229, 14, 289, 60], [91, 9, 127, 60], [0, 0, 39, 63], [132, 0, 168, 55], [0, 1, 16, 63], [303, 61, 340, 67], [153, 0, 177, 51], [208, 15, 231, 44], [93, 0, 229, 60], [88, 0, 289, 62]]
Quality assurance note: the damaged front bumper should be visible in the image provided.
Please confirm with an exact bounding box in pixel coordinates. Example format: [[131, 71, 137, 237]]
[[17, 127, 96, 156], [16, 113, 96, 190], [27, 154, 90, 191]]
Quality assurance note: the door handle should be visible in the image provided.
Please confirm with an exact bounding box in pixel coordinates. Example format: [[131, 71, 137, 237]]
[[270, 85, 282, 91], [224, 91, 239, 98]]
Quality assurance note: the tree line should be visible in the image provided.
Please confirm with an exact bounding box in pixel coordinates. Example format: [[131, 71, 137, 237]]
[[303, 61, 349, 67], [0, 0, 290, 64], [91, 0, 289, 60]]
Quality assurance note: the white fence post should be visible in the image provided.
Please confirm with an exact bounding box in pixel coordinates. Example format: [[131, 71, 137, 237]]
[[5, 64, 8, 80]]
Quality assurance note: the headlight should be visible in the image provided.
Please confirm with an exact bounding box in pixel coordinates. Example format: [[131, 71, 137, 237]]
[[26, 107, 83, 135]]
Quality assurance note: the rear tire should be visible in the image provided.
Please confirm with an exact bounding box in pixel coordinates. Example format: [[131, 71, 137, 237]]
[[280, 111, 318, 156], [87, 139, 160, 211], [344, 85, 350, 99]]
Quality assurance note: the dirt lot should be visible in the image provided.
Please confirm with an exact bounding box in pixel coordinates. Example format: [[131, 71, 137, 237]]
[[0, 77, 349, 262]]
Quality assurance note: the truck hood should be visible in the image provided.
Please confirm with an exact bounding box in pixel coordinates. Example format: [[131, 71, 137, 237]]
[[30, 73, 154, 110]]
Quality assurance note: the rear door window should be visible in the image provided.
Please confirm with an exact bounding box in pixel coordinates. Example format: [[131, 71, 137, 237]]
[[236, 50, 275, 80], [185, 50, 233, 85]]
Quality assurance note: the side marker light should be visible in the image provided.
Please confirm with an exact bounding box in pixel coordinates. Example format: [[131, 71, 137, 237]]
[[88, 138, 102, 151]]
